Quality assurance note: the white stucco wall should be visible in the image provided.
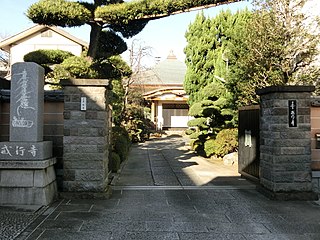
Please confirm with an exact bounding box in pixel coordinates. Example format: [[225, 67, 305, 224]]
[[10, 30, 83, 65]]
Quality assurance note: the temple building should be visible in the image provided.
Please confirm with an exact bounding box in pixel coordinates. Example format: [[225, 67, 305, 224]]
[[132, 51, 191, 130]]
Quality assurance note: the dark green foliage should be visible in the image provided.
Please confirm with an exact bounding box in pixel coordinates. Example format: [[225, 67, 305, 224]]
[[48, 55, 131, 89], [26, 0, 235, 59], [24, 49, 75, 82], [227, 0, 320, 104], [124, 104, 154, 142], [112, 126, 130, 163], [184, 10, 250, 154], [109, 20, 149, 39], [204, 128, 238, 157], [92, 55, 132, 79], [27, 0, 91, 27], [190, 139, 205, 156], [95, 30, 128, 59], [58, 56, 98, 79], [23, 49, 74, 65], [188, 117, 208, 129], [109, 152, 121, 173], [184, 10, 251, 106], [111, 79, 125, 125], [95, 0, 235, 24]]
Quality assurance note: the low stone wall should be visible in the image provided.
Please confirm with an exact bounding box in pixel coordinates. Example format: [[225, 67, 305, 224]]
[[0, 90, 64, 189]]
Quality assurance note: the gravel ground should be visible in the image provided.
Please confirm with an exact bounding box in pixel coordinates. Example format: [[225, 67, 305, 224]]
[[0, 206, 45, 240]]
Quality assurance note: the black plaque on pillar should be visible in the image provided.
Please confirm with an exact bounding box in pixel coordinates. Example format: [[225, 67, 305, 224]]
[[288, 100, 297, 127]]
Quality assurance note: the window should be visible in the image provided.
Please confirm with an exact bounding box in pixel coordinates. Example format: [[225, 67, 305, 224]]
[[41, 30, 53, 37]]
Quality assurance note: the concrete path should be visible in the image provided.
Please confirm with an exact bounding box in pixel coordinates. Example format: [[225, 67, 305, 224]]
[[9, 135, 320, 239], [113, 134, 253, 189]]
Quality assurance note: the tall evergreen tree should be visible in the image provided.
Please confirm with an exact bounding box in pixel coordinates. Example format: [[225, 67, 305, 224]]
[[184, 10, 251, 104], [184, 9, 251, 156]]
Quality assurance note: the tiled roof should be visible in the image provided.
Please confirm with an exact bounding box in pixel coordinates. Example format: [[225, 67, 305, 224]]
[[133, 51, 186, 86]]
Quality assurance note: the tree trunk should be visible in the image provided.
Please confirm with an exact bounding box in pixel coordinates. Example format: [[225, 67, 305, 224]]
[[87, 24, 102, 59]]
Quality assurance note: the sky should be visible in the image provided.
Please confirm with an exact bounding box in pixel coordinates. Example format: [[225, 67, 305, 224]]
[[0, 0, 253, 67]]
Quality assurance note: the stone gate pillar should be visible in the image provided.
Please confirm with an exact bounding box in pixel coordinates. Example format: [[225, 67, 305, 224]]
[[0, 62, 57, 205], [61, 79, 112, 198], [257, 86, 318, 200]]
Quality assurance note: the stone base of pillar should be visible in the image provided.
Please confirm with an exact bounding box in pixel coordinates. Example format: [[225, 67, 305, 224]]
[[257, 185, 318, 201], [0, 158, 58, 205]]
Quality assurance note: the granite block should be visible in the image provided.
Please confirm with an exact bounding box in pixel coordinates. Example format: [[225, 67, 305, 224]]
[[0, 141, 52, 160]]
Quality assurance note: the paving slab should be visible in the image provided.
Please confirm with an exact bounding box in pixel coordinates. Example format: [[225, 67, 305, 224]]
[[3, 134, 320, 239]]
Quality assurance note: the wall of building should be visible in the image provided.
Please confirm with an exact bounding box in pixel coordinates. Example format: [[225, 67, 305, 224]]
[[10, 30, 83, 65]]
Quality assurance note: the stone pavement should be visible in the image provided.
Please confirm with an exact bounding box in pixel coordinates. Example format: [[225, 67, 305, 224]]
[[4, 134, 320, 239]]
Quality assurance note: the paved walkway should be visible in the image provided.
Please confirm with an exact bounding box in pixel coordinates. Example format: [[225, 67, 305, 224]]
[[5, 135, 320, 239]]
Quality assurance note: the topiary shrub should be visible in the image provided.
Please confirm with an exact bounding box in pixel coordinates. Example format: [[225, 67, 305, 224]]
[[204, 128, 238, 158], [109, 152, 121, 173], [24, 49, 74, 65], [59, 56, 98, 78]]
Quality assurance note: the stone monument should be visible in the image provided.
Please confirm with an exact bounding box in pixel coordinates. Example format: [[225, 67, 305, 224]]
[[0, 62, 57, 205]]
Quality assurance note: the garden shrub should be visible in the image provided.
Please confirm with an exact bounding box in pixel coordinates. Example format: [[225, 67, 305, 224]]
[[204, 128, 238, 157], [110, 152, 121, 173], [115, 135, 130, 162], [204, 138, 216, 157], [187, 117, 209, 129], [59, 56, 98, 78], [185, 128, 195, 136], [124, 104, 154, 143], [112, 126, 130, 162], [24, 49, 74, 65], [190, 139, 205, 157]]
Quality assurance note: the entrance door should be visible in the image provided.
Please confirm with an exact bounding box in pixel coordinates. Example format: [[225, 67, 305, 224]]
[[162, 104, 189, 129]]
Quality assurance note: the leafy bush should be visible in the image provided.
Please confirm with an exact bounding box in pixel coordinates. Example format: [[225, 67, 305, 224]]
[[109, 152, 121, 173], [124, 104, 154, 143], [125, 118, 154, 143], [59, 56, 98, 78], [204, 128, 238, 157], [24, 49, 74, 65], [185, 128, 195, 136], [187, 117, 209, 129], [190, 139, 205, 156], [115, 135, 130, 162], [112, 126, 130, 162], [203, 138, 216, 157]]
